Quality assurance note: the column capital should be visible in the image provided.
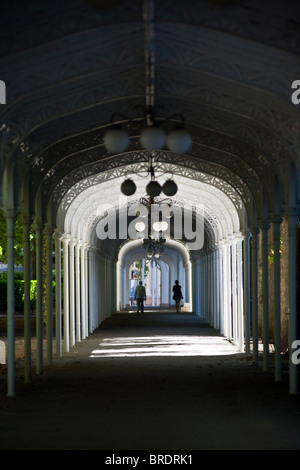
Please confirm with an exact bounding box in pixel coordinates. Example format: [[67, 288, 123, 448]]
[[69, 237, 77, 247], [3, 209, 17, 220], [232, 231, 244, 241], [271, 214, 283, 225], [44, 224, 54, 236], [242, 228, 251, 239], [34, 221, 45, 232], [282, 204, 300, 217], [259, 221, 271, 231], [62, 234, 71, 245], [250, 225, 260, 236], [53, 230, 63, 241], [21, 213, 34, 226], [224, 236, 234, 246]]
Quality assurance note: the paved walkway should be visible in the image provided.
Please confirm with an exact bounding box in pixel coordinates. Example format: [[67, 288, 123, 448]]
[[0, 312, 300, 450]]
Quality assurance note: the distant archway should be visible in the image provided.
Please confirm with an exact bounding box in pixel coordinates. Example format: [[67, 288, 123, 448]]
[[117, 238, 192, 311]]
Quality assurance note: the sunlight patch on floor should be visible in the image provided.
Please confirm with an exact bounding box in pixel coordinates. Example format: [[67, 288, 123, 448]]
[[90, 335, 240, 358]]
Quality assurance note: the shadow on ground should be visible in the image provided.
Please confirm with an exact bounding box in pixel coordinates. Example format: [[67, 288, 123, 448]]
[[0, 312, 300, 450]]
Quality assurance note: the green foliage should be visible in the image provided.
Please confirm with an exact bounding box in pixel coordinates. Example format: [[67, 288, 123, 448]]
[[134, 259, 150, 280], [0, 280, 26, 312], [0, 271, 24, 280], [0, 279, 55, 313], [268, 236, 283, 264], [0, 280, 7, 311], [0, 210, 36, 268]]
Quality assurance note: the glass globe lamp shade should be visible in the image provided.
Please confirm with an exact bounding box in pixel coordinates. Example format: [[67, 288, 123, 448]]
[[140, 127, 166, 151], [166, 129, 192, 154], [152, 220, 168, 232], [162, 205, 174, 219], [146, 181, 162, 197], [103, 128, 130, 154], [162, 179, 178, 197], [121, 179, 136, 196], [135, 221, 146, 232]]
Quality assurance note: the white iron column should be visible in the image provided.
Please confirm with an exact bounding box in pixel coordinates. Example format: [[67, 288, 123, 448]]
[[200, 256, 204, 319], [287, 207, 299, 395], [261, 221, 271, 372], [156, 263, 160, 306], [54, 232, 62, 357], [221, 243, 228, 337], [213, 250, 218, 328], [62, 236, 70, 353], [75, 240, 81, 342], [213, 249, 220, 329], [236, 235, 244, 352], [88, 249, 95, 333], [96, 253, 101, 324], [196, 259, 201, 317], [85, 245, 90, 335], [23, 216, 32, 383], [35, 223, 44, 375], [99, 255, 104, 321], [251, 227, 259, 365], [206, 252, 210, 324], [216, 247, 221, 330], [101, 257, 105, 316], [210, 252, 214, 326], [219, 245, 224, 334], [6, 213, 16, 396], [45, 226, 54, 365], [224, 241, 232, 340], [272, 216, 282, 382], [88, 250, 92, 332], [204, 253, 209, 323], [210, 252, 213, 325], [69, 238, 76, 348], [243, 231, 251, 354], [151, 260, 155, 306], [80, 243, 87, 340], [231, 239, 238, 344], [199, 259, 202, 316]]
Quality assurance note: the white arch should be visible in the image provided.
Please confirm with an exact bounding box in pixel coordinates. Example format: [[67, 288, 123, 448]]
[[58, 170, 243, 248], [54, 164, 246, 363], [116, 238, 192, 311]]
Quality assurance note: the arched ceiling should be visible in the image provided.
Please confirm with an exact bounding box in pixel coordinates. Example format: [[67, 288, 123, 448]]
[[118, 238, 190, 268], [0, 0, 300, 225], [58, 168, 243, 258]]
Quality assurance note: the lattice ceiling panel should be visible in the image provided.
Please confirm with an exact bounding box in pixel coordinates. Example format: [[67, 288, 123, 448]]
[[0, 0, 299, 224]]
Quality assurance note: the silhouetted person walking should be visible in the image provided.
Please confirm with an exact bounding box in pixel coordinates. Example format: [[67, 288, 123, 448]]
[[172, 280, 183, 313], [135, 281, 146, 313]]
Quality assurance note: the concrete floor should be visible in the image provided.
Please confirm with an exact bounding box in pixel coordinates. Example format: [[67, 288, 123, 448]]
[[0, 312, 300, 450]]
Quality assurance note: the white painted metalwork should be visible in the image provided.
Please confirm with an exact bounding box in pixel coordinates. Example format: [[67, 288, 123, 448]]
[[1, 0, 300, 398]]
